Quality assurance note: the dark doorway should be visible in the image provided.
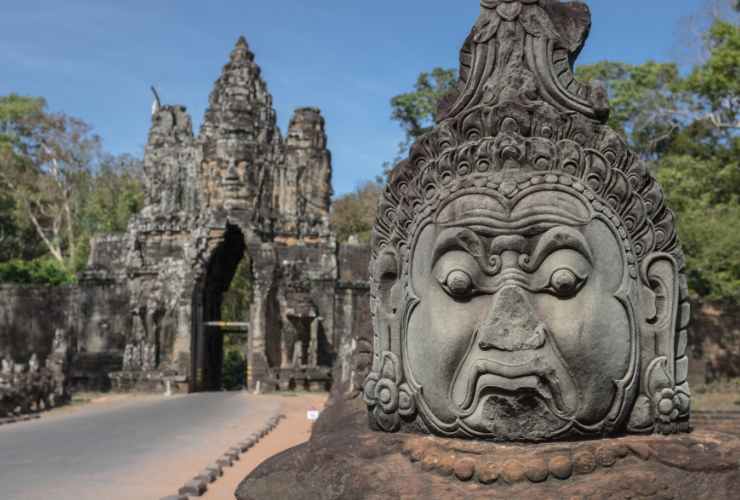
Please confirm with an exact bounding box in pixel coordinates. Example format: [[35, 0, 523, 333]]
[[191, 225, 253, 392]]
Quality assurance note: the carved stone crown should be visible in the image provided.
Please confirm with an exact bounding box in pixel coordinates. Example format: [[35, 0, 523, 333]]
[[372, 0, 683, 271]]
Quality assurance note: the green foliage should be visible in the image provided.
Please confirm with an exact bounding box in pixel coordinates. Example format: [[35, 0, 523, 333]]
[[685, 20, 740, 117], [0, 94, 46, 151], [221, 350, 246, 390], [656, 145, 740, 301], [391, 68, 457, 141], [0, 93, 145, 276], [72, 153, 145, 271], [0, 95, 49, 262], [0, 93, 102, 270], [0, 258, 75, 286], [330, 180, 384, 243], [575, 61, 683, 156], [385, 68, 458, 175], [221, 255, 254, 323]]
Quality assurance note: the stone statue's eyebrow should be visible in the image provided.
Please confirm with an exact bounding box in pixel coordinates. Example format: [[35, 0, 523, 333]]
[[431, 228, 502, 275], [522, 226, 593, 271], [432, 228, 486, 267]]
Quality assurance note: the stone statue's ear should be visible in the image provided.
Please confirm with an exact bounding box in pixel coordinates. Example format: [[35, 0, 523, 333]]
[[374, 250, 400, 317], [629, 253, 686, 433], [639, 253, 679, 336]]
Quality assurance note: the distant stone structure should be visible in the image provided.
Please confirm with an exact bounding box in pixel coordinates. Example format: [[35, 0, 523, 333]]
[[78, 36, 370, 392]]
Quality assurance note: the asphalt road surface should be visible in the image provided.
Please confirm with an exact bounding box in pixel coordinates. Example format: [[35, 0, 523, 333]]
[[0, 392, 280, 500]]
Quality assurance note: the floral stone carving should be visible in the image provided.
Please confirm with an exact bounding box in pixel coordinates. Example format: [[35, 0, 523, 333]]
[[364, 0, 691, 440]]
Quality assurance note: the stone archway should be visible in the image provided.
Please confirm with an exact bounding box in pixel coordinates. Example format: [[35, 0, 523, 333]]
[[191, 224, 249, 392]]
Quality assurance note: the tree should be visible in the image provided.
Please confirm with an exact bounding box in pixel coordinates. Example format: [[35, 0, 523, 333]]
[[0, 94, 100, 271], [385, 68, 458, 174], [575, 61, 684, 157], [0, 94, 146, 276], [73, 153, 145, 270], [391, 68, 458, 142], [330, 180, 384, 243], [684, 20, 740, 133]]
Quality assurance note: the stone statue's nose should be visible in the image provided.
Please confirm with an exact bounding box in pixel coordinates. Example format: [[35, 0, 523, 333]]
[[477, 285, 546, 352]]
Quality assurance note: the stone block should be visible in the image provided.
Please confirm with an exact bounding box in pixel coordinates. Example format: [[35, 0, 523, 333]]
[[206, 463, 223, 476], [195, 468, 217, 483], [178, 478, 207, 496]]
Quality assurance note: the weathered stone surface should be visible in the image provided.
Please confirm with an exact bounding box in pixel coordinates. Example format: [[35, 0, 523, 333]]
[[236, 396, 740, 499]]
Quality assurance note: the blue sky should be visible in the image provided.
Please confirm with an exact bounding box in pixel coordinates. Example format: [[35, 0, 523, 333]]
[[0, 0, 710, 196]]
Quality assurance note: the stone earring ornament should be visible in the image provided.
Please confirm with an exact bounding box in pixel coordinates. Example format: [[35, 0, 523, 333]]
[[364, 0, 690, 441]]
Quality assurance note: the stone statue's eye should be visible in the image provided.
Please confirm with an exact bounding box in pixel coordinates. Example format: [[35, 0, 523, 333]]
[[445, 270, 473, 298], [549, 268, 584, 298]]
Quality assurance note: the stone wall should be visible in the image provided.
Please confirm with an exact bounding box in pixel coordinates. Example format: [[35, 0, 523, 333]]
[[0, 285, 77, 363], [333, 244, 372, 397], [690, 301, 740, 382], [0, 278, 129, 391]]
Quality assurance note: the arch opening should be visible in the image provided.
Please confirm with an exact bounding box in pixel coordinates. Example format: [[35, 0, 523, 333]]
[[191, 224, 253, 392]]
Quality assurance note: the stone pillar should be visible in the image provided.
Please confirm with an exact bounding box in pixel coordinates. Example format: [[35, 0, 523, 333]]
[[309, 317, 320, 367]]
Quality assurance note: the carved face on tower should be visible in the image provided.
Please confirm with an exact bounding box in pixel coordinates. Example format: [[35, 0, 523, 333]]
[[364, 0, 691, 441]]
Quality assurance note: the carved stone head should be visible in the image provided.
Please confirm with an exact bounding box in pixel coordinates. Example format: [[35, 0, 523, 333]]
[[364, 0, 691, 441]]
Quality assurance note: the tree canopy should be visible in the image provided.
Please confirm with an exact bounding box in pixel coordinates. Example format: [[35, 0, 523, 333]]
[[0, 94, 145, 282]]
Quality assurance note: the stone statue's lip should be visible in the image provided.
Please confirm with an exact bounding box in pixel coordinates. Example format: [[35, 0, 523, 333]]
[[452, 357, 571, 417]]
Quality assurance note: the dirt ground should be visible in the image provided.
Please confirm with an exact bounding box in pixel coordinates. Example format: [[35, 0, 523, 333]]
[[692, 379, 740, 412], [201, 391, 327, 499]]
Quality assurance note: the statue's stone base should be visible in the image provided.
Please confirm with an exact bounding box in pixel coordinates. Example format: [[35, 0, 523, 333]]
[[236, 398, 740, 500]]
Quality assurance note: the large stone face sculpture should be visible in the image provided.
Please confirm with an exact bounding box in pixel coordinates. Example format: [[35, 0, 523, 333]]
[[364, 0, 690, 440], [237, 3, 740, 498]]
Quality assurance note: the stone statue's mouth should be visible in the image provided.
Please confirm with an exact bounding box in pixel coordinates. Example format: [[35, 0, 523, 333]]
[[450, 355, 577, 419]]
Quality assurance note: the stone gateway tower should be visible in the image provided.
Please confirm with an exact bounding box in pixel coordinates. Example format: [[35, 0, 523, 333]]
[[84, 37, 370, 393]]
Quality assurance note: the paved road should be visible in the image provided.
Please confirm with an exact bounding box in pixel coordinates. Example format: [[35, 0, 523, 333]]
[[0, 392, 280, 500]]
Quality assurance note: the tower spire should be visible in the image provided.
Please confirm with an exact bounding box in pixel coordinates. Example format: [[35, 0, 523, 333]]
[[230, 35, 254, 63]]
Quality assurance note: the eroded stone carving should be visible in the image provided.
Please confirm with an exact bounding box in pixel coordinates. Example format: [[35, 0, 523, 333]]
[[0, 343, 70, 419], [364, 0, 690, 440]]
